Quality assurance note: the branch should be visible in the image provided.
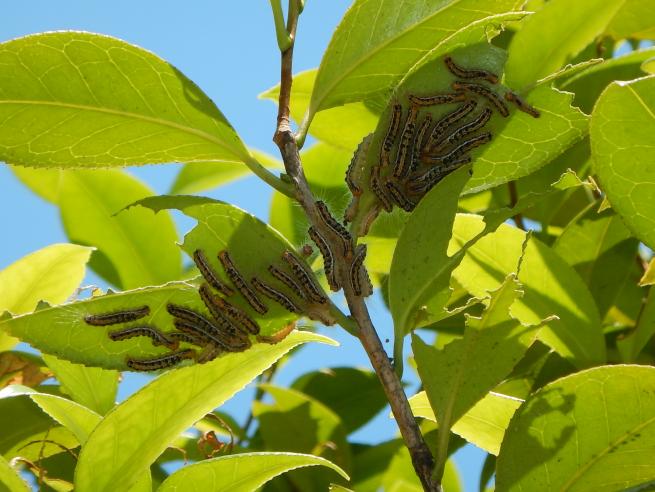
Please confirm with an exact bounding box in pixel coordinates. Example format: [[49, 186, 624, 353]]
[[269, 0, 293, 52], [271, 3, 440, 490]]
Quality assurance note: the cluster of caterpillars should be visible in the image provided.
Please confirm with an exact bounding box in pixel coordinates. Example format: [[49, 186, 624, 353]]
[[84, 247, 336, 371], [345, 56, 539, 215], [309, 200, 372, 298]]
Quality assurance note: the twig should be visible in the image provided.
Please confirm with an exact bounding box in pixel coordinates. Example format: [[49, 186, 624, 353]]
[[270, 2, 439, 490], [243, 153, 295, 198], [507, 180, 526, 230]]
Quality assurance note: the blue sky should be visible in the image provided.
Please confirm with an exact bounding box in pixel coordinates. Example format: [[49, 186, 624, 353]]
[[0, 2, 485, 489]]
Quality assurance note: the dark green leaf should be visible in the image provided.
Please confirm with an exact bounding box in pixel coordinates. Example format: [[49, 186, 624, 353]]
[[496, 365, 655, 491]]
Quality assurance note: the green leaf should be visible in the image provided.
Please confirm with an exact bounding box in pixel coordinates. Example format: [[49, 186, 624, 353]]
[[553, 207, 637, 317], [617, 288, 655, 362], [170, 149, 283, 195], [413, 273, 541, 474], [291, 367, 387, 434], [0, 385, 100, 445], [0, 31, 249, 168], [58, 169, 181, 289], [260, 70, 378, 152], [0, 391, 79, 461], [389, 167, 471, 345], [409, 390, 523, 455], [74, 331, 336, 492], [504, 0, 627, 90], [451, 214, 606, 367], [158, 452, 348, 492], [606, 0, 655, 40], [641, 259, 655, 287], [0, 243, 91, 351], [0, 454, 29, 492], [560, 46, 655, 114], [253, 385, 351, 490], [591, 75, 655, 249], [0, 282, 211, 370], [41, 355, 118, 415], [496, 365, 655, 491], [464, 86, 589, 194], [134, 195, 335, 331], [308, 0, 525, 117], [10, 165, 61, 203]]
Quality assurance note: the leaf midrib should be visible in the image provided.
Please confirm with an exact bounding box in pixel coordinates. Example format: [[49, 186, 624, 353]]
[[311, 0, 472, 112], [0, 100, 246, 161]]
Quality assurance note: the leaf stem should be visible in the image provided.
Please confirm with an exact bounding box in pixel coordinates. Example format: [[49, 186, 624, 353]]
[[243, 153, 295, 197], [269, 0, 293, 52], [507, 180, 526, 231], [270, 4, 439, 490]]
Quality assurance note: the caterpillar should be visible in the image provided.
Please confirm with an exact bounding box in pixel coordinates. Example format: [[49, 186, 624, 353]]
[[126, 349, 196, 372], [385, 181, 415, 212], [345, 136, 371, 196], [203, 284, 261, 335], [168, 331, 205, 346], [431, 107, 492, 153], [84, 306, 150, 326], [408, 93, 465, 107], [422, 132, 491, 166], [370, 166, 393, 212], [349, 244, 372, 297], [315, 201, 353, 256], [217, 250, 268, 314], [392, 105, 419, 180], [193, 249, 234, 296], [444, 56, 499, 84], [409, 155, 472, 194], [451, 81, 509, 117], [269, 264, 308, 300], [251, 277, 302, 314], [282, 250, 327, 304], [307, 226, 339, 292], [423, 100, 477, 153], [167, 303, 248, 351], [108, 325, 176, 348], [380, 104, 402, 168], [409, 114, 433, 174], [197, 343, 223, 364], [505, 91, 540, 118]]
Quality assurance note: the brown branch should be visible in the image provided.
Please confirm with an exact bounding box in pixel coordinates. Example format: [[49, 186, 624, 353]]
[[271, 2, 439, 490]]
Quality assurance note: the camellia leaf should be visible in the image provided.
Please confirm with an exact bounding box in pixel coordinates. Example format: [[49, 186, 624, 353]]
[[0, 282, 210, 370], [0, 31, 249, 168], [158, 452, 348, 492], [413, 273, 542, 475], [74, 331, 337, 492], [0, 243, 92, 351], [496, 365, 655, 491], [591, 75, 655, 249], [41, 355, 118, 415], [641, 259, 655, 287], [408, 390, 523, 455], [617, 288, 655, 362], [560, 46, 655, 113], [133, 195, 340, 330], [389, 167, 471, 356], [291, 367, 387, 434], [605, 0, 655, 40], [170, 149, 283, 195], [504, 0, 627, 90], [0, 385, 100, 445], [58, 169, 181, 289], [450, 214, 606, 367], [253, 385, 351, 491], [306, 0, 526, 122], [0, 454, 29, 492], [553, 207, 637, 318], [260, 70, 378, 152]]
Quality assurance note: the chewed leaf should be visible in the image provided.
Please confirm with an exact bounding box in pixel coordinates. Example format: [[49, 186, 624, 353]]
[[74, 331, 338, 492], [0, 31, 249, 168], [158, 452, 349, 492], [0, 282, 211, 370]]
